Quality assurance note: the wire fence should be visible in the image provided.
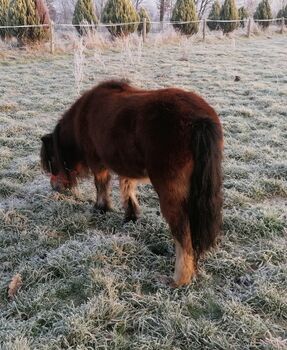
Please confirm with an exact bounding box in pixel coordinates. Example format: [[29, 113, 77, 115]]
[[0, 17, 286, 53], [1, 17, 286, 29]]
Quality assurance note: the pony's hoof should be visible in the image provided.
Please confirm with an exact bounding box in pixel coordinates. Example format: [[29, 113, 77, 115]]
[[173, 274, 196, 287], [158, 274, 194, 288], [158, 275, 177, 288], [123, 214, 139, 224], [93, 204, 112, 214]]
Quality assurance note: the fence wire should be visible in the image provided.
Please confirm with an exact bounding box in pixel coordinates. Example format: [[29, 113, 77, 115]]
[[0, 17, 286, 30]]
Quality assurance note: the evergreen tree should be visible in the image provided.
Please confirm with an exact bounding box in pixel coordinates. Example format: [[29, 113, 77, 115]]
[[276, 5, 287, 25], [282, 4, 287, 18], [137, 7, 151, 35], [254, 0, 272, 29], [207, 0, 221, 31], [171, 0, 198, 36], [8, 0, 50, 43], [102, 0, 139, 36], [220, 0, 239, 33], [276, 8, 283, 19], [238, 6, 248, 28], [0, 0, 9, 40], [73, 0, 98, 36]]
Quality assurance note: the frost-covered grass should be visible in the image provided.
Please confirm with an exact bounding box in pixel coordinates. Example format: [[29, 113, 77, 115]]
[[0, 35, 286, 350]]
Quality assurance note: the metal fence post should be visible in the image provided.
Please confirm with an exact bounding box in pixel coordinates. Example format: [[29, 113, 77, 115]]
[[143, 18, 147, 43], [247, 17, 251, 38], [50, 21, 55, 54], [281, 17, 285, 34], [203, 19, 206, 41]]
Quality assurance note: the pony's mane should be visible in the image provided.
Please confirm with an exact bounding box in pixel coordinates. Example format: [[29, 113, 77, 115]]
[[52, 124, 64, 173], [96, 79, 132, 91]]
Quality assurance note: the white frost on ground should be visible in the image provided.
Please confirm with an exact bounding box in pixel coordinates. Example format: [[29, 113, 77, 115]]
[[0, 35, 286, 350]]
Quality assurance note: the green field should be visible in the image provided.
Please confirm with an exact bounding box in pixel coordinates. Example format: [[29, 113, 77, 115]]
[[0, 35, 286, 349]]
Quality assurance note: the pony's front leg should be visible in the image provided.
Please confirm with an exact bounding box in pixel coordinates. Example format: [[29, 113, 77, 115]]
[[119, 177, 140, 222], [94, 169, 113, 213]]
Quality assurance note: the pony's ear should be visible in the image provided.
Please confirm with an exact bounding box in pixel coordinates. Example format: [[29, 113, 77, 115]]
[[41, 134, 54, 161], [41, 134, 52, 145], [40, 133, 54, 172]]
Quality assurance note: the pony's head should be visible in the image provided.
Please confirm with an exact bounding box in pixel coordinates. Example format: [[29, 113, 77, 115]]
[[40, 125, 78, 192]]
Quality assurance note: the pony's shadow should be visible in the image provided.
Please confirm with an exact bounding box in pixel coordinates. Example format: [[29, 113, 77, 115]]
[[88, 204, 124, 235], [88, 202, 173, 258]]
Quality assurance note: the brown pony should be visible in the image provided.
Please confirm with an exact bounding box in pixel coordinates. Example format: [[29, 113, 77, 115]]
[[40, 80, 223, 287]]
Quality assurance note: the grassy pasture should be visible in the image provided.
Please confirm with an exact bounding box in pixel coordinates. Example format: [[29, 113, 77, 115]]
[[0, 35, 286, 349]]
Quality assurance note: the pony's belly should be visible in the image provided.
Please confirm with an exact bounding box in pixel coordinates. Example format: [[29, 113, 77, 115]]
[[98, 143, 147, 179], [108, 163, 148, 179], [137, 177, 151, 184]]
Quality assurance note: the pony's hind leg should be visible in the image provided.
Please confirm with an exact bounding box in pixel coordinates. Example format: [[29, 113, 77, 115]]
[[120, 177, 140, 222], [163, 199, 196, 287], [94, 169, 112, 213], [150, 168, 196, 287]]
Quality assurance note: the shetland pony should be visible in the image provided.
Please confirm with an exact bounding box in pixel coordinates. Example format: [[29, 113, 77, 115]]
[[40, 80, 223, 287]]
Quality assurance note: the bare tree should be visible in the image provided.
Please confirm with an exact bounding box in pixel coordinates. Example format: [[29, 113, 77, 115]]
[[94, 0, 107, 19], [196, 0, 214, 19], [58, 0, 76, 23], [133, 0, 145, 10], [46, 0, 57, 21], [158, 0, 173, 21], [158, 0, 210, 21], [245, 0, 257, 15], [166, 0, 175, 18], [48, 0, 107, 23]]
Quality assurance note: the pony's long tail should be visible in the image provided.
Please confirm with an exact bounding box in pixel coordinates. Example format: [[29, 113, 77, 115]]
[[189, 117, 223, 260]]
